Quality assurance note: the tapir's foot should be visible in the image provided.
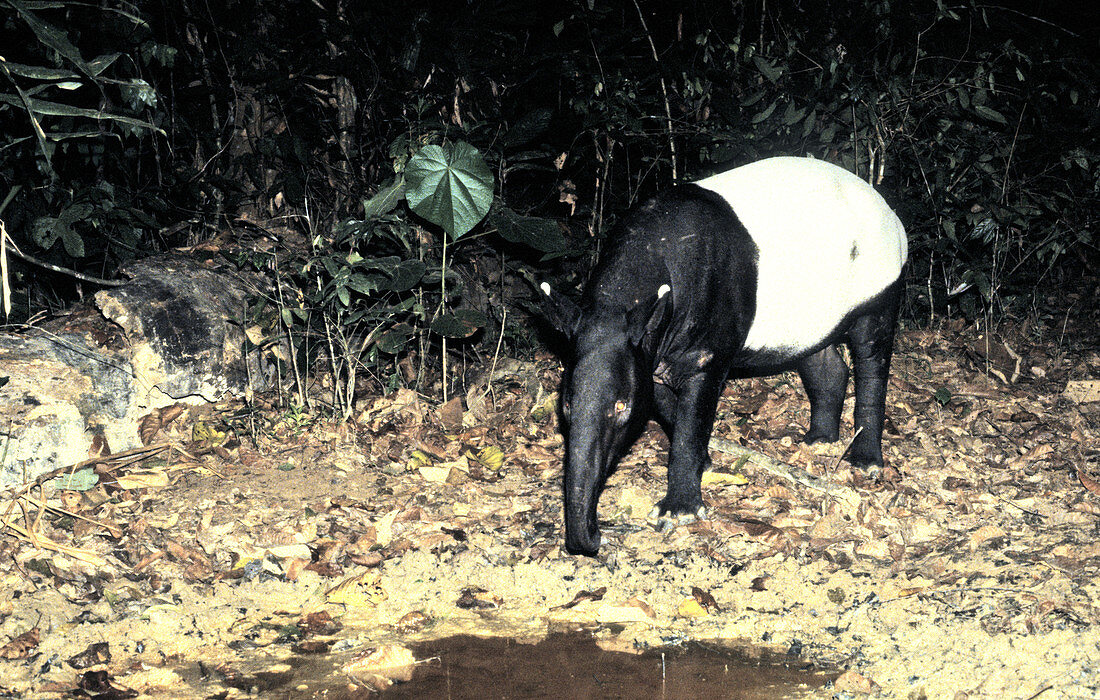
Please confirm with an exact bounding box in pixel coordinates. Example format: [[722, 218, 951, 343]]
[[803, 427, 840, 445], [847, 450, 884, 481], [648, 496, 706, 533]]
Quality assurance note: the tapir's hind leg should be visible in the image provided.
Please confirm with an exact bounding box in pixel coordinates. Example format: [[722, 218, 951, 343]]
[[844, 282, 903, 471], [797, 344, 849, 445]]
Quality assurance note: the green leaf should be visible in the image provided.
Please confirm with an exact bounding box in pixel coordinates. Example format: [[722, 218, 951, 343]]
[[346, 272, 382, 296], [752, 55, 783, 83], [405, 141, 495, 240], [430, 309, 487, 338], [0, 61, 80, 80], [31, 203, 91, 257], [48, 468, 99, 491], [800, 108, 817, 139], [384, 260, 426, 292], [781, 102, 806, 125], [488, 206, 569, 254], [933, 387, 952, 406], [751, 100, 777, 124], [503, 108, 553, 147], [973, 104, 1007, 125], [8, 1, 91, 76], [376, 323, 415, 354], [362, 177, 405, 218], [0, 93, 164, 134]]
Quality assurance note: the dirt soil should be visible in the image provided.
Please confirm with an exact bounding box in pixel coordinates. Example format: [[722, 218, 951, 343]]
[[2, 284, 1099, 699]]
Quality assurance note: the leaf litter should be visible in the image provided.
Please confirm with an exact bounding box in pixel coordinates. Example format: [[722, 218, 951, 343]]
[[1, 302, 1100, 697]]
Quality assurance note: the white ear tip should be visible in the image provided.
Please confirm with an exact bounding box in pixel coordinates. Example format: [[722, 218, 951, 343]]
[[540, 282, 552, 296], [657, 284, 671, 299]]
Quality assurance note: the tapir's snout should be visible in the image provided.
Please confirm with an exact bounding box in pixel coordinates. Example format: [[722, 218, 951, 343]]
[[564, 476, 602, 556]]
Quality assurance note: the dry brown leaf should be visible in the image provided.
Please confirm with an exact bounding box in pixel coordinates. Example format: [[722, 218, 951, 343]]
[[622, 597, 655, 619], [343, 644, 417, 691], [67, 641, 111, 669], [691, 586, 720, 612], [456, 587, 502, 610], [395, 610, 431, 633], [677, 598, 707, 618], [159, 403, 186, 426], [969, 524, 1006, 551], [764, 484, 794, 500], [553, 586, 607, 610], [89, 433, 111, 458], [299, 610, 342, 636], [0, 627, 40, 659], [439, 396, 465, 432], [834, 669, 880, 694], [139, 414, 162, 446], [115, 469, 169, 490], [325, 571, 385, 607], [1064, 379, 1100, 403], [1077, 469, 1100, 497]]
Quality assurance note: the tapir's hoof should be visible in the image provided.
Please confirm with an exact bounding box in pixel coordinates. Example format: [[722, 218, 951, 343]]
[[648, 505, 706, 533], [848, 453, 884, 482]]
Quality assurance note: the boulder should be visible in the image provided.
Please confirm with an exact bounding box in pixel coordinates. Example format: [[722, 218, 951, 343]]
[[0, 255, 268, 487]]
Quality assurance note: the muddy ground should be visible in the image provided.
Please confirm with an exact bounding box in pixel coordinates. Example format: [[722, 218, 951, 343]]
[[2, 283, 1099, 698]]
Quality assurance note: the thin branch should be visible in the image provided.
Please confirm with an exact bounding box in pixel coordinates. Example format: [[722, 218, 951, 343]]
[[631, 0, 678, 181], [2, 234, 126, 287]]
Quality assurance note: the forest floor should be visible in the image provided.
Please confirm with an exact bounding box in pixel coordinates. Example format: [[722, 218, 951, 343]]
[[1, 278, 1099, 699]]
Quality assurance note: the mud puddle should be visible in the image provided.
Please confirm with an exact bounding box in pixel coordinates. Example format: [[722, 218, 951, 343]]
[[268, 633, 833, 699]]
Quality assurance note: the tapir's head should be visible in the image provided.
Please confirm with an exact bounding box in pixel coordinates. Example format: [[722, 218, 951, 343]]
[[540, 282, 671, 555]]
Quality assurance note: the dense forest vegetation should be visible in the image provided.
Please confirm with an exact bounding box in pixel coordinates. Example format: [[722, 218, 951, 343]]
[[1, 0, 1096, 405]]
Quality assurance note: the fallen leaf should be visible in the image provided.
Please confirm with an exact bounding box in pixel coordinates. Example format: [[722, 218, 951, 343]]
[[1064, 379, 1100, 403], [115, 470, 169, 490], [139, 414, 162, 446], [395, 610, 432, 633], [67, 641, 111, 669], [677, 598, 707, 618], [456, 587, 501, 610], [1077, 469, 1100, 496], [969, 524, 1006, 552], [299, 611, 342, 636], [470, 445, 505, 471], [343, 644, 417, 691], [691, 586, 720, 612], [440, 396, 465, 432], [325, 572, 386, 608], [418, 466, 452, 483], [701, 471, 749, 486], [0, 627, 40, 659], [76, 669, 138, 699], [553, 586, 607, 610], [834, 669, 880, 694]]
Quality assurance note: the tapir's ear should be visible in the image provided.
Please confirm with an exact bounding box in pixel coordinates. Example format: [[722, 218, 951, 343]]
[[538, 281, 583, 339], [627, 283, 673, 347]]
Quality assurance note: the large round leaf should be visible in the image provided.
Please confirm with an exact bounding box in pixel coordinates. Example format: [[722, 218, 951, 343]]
[[405, 142, 494, 240], [430, 309, 488, 338]]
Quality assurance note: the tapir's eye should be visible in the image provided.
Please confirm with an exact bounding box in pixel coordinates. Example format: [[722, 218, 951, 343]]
[[610, 399, 629, 424]]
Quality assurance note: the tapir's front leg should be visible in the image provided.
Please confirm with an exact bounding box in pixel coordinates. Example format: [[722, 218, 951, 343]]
[[652, 370, 725, 528]]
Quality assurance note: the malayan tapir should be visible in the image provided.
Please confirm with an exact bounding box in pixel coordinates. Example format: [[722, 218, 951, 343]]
[[541, 156, 907, 556]]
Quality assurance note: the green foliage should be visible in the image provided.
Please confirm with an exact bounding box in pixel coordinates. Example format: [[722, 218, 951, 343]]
[[0, 0, 162, 170], [265, 139, 547, 412], [405, 142, 495, 240], [0, 0, 173, 316], [1, 0, 1096, 401]]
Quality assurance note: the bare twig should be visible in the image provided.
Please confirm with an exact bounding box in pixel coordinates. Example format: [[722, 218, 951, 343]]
[[631, 0, 677, 181], [709, 437, 842, 495]]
